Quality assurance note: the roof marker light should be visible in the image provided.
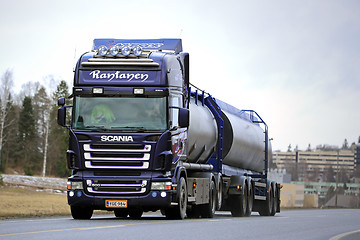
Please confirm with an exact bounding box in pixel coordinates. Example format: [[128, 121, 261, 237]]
[[121, 46, 131, 56], [133, 88, 144, 95], [109, 44, 120, 56], [97, 45, 108, 56], [133, 45, 142, 56], [93, 88, 104, 94]]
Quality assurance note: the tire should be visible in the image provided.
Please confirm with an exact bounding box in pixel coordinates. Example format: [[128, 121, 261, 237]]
[[245, 182, 253, 217], [270, 184, 277, 216], [186, 205, 201, 219], [230, 183, 247, 217], [165, 177, 187, 219], [128, 209, 143, 219], [200, 180, 216, 218], [71, 206, 93, 220], [259, 185, 274, 216], [216, 177, 223, 211], [114, 209, 128, 218]]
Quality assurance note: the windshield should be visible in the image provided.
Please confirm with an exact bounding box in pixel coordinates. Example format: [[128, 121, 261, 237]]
[[72, 96, 167, 132]]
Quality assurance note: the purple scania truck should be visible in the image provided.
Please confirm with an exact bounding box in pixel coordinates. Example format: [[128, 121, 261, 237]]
[[58, 38, 280, 219]]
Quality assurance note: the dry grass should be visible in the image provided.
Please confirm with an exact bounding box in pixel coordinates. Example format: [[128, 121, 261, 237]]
[[0, 186, 71, 217]]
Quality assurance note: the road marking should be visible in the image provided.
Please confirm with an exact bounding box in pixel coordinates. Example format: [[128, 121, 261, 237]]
[[0, 224, 127, 237], [0, 215, 288, 237], [0, 218, 229, 237], [329, 229, 360, 240]]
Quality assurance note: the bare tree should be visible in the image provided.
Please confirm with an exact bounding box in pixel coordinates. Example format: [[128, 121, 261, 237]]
[[0, 70, 14, 170], [33, 86, 51, 177]]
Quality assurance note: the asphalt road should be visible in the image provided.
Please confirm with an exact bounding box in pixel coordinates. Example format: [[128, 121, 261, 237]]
[[0, 209, 360, 240]]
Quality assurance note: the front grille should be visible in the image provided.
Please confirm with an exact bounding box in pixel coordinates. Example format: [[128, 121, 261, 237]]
[[86, 179, 147, 195], [94, 171, 141, 177], [90, 152, 145, 158], [90, 161, 144, 167], [90, 144, 145, 150], [83, 143, 151, 169]]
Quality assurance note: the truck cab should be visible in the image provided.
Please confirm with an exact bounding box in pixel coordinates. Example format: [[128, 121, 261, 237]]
[[58, 39, 190, 219]]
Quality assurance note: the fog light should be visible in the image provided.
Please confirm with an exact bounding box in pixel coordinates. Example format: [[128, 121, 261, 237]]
[[69, 191, 74, 197], [161, 192, 167, 198]]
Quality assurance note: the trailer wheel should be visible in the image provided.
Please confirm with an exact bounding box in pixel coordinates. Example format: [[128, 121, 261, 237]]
[[70, 206, 93, 220], [230, 183, 247, 217], [114, 209, 128, 218], [216, 177, 223, 210], [186, 206, 201, 218], [270, 184, 277, 216], [259, 185, 274, 216], [165, 177, 187, 219], [200, 180, 216, 218], [245, 182, 253, 217]]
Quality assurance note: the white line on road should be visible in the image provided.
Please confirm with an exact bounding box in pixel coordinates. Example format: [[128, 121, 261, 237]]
[[329, 229, 360, 240]]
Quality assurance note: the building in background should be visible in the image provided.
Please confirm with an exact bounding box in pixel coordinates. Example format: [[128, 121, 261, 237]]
[[268, 168, 292, 183], [273, 150, 355, 182]]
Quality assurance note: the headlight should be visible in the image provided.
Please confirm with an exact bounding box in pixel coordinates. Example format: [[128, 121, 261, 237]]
[[67, 181, 84, 190], [151, 182, 172, 190]]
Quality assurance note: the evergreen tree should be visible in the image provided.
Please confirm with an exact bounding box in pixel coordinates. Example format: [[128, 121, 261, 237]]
[[47, 80, 71, 177], [18, 96, 41, 175], [2, 93, 18, 170], [306, 143, 312, 152], [342, 139, 349, 150]]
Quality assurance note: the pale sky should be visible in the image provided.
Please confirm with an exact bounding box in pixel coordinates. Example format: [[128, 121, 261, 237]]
[[1, 0, 359, 151]]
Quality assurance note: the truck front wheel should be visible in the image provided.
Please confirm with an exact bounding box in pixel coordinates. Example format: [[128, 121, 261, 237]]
[[165, 177, 187, 219], [70, 206, 93, 220], [129, 209, 143, 219], [114, 209, 128, 218]]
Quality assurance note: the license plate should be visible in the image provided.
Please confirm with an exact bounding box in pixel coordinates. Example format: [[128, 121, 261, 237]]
[[105, 200, 127, 208]]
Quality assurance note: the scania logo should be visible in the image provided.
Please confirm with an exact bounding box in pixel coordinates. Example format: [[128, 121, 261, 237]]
[[101, 135, 134, 142]]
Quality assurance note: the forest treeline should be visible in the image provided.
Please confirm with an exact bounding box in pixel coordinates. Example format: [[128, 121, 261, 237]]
[[0, 69, 71, 177]]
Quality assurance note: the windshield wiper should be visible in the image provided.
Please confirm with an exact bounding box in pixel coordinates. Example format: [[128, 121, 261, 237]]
[[111, 126, 146, 132], [83, 125, 108, 131]]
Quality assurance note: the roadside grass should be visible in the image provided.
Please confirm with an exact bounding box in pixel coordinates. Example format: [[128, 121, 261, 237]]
[[0, 186, 71, 218]]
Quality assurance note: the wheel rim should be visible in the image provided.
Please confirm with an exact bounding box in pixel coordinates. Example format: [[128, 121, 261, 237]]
[[178, 178, 187, 219], [211, 182, 216, 214], [217, 178, 223, 210]]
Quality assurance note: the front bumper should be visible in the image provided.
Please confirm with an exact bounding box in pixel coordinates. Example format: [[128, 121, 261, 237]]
[[67, 189, 173, 210]]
